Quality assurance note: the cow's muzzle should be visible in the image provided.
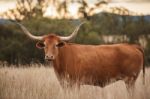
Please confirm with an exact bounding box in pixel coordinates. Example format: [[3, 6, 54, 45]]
[[45, 55, 54, 61]]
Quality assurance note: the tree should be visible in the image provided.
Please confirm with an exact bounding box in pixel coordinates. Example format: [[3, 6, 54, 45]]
[[3, 0, 49, 20], [76, 0, 107, 20]]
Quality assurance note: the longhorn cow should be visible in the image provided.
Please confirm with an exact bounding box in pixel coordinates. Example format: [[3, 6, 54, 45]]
[[15, 22, 145, 89]]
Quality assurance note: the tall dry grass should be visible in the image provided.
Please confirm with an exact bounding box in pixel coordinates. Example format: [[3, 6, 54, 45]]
[[0, 64, 149, 99]]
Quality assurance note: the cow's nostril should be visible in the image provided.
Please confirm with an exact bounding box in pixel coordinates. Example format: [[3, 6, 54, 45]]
[[45, 55, 54, 60], [45, 55, 49, 59], [50, 55, 54, 59]]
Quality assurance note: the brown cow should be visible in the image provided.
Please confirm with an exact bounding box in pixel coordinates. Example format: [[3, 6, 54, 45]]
[[15, 22, 145, 90]]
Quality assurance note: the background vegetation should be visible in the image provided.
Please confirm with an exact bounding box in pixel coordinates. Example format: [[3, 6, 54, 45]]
[[0, 0, 150, 66]]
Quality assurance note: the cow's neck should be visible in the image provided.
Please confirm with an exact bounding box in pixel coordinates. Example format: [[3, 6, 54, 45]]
[[53, 45, 69, 75]]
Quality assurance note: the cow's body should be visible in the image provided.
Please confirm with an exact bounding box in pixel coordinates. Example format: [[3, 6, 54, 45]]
[[53, 43, 144, 88], [15, 21, 145, 89]]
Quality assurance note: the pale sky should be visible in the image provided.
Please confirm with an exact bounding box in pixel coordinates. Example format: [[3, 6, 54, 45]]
[[0, 0, 150, 18], [113, 0, 150, 2], [0, 1, 16, 13]]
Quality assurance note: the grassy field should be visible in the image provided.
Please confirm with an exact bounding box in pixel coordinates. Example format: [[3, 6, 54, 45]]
[[0, 64, 149, 99]]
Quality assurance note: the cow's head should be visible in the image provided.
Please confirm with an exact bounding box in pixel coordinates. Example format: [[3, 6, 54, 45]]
[[16, 22, 84, 61]]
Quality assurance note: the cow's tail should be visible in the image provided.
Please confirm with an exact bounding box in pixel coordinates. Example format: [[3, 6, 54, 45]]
[[141, 49, 145, 85], [134, 45, 145, 85]]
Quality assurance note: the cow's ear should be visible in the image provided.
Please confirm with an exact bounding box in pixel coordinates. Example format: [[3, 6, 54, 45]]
[[56, 41, 65, 47], [36, 41, 45, 49]]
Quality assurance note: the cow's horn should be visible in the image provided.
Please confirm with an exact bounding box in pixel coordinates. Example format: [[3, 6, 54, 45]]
[[59, 22, 85, 41], [15, 22, 43, 41]]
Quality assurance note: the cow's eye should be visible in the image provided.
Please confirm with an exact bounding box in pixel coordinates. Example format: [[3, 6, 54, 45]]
[[56, 42, 65, 47], [36, 41, 45, 49]]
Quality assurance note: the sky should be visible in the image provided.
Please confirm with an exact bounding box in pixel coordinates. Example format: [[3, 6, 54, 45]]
[[0, 0, 150, 18], [0, 0, 16, 13], [113, 0, 150, 2]]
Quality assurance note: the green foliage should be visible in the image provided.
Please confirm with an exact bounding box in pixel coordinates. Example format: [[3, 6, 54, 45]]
[[0, 18, 79, 65], [0, 13, 150, 65]]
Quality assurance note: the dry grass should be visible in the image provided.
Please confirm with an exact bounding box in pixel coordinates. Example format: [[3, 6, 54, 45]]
[[0, 64, 149, 99]]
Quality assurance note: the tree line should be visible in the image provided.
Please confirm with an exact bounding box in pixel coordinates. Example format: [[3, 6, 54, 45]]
[[0, 0, 150, 66], [0, 13, 150, 66]]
